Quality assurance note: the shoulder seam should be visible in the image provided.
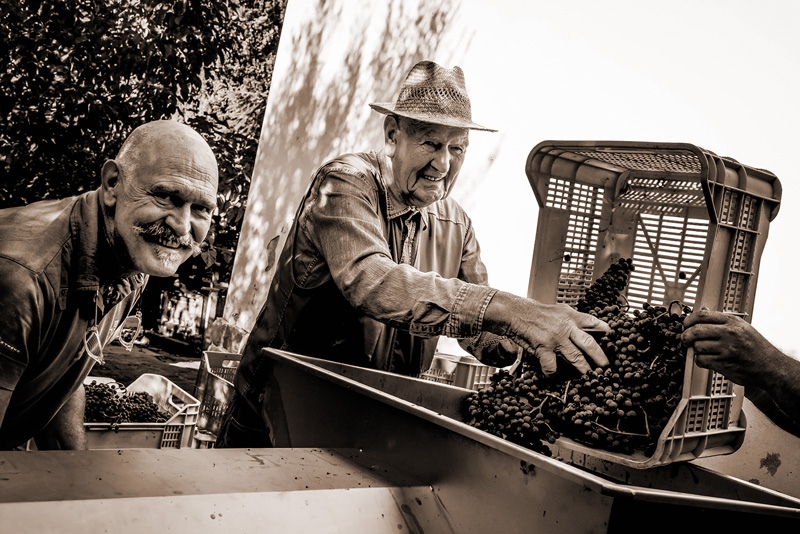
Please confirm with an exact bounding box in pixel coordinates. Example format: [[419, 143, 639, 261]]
[[0, 233, 69, 277]]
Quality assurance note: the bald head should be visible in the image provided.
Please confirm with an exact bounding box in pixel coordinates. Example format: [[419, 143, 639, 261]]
[[116, 120, 218, 187], [101, 120, 220, 278]]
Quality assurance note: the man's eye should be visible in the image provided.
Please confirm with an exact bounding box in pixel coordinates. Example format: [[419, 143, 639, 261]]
[[194, 205, 212, 215], [451, 146, 464, 155]]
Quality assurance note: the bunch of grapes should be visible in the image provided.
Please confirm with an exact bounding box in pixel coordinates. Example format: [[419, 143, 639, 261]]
[[576, 257, 634, 313], [461, 369, 562, 456], [462, 258, 690, 456], [84, 381, 171, 424]]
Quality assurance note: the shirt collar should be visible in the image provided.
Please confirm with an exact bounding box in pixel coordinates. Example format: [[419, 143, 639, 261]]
[[376, 151, 430, 230]]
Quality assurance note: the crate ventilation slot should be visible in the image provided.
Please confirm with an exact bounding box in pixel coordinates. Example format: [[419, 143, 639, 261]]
[[627, 213, 708, 310], [574, 150, 702, 173], [546, 179, 603, 307], [617, 177, 705, 213], [720, 190, 762, 315]]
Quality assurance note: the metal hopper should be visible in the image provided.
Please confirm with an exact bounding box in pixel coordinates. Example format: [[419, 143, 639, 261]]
[[262, 348, 800, 532]]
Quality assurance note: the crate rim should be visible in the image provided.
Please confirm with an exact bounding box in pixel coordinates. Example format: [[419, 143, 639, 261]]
[[525, 140, 782, 221]]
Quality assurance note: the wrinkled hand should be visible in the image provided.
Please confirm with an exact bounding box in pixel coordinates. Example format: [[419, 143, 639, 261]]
[[682, 307, 778, 388], [505, 298, 610, 375]]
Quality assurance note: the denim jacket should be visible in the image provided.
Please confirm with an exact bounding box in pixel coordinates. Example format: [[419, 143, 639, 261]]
[[236, 151, 518, 400], [0, 190, 146, 449]]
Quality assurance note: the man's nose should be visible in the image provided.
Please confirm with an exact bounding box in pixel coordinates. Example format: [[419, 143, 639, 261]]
[[430, 147, 451, 174], [165, 204, 192, 238]]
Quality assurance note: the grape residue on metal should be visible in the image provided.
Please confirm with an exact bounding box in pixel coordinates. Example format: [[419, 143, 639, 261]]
[[462, 258, 690, 456]]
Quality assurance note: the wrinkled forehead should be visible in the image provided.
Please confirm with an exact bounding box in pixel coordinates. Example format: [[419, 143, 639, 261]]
[[117, 157, 217, 207], [147, 134, 216, 172], [402, 119, 470, 145], [119, 123, 217, 175], [121, 136, 217, 185]]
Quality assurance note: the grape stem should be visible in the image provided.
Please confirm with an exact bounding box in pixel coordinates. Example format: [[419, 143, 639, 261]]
[[538, 395, 555, 412], [543, 420, 557, 435], [544, 392, 562, 407], [561, 380, 571, 404], [654, 300, 685, 320], [589, 419, 649, 438], [617, 294, 630, 312], [640, 406, 651, 437], [108, 382, 128, 394]]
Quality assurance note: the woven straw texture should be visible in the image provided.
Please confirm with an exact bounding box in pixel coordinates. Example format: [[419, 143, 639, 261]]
[[370, 61, 496, 132]]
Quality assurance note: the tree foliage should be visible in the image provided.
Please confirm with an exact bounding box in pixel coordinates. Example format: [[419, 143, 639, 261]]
[[0, 0, 287, 294], [182, 0, 286, 286]]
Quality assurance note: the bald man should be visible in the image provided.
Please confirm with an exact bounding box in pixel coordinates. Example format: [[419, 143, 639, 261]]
[[0, 120, 219, 450]]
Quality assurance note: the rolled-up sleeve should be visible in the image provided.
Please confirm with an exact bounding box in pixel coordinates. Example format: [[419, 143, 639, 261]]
[[303, 164, 497, 339], [442, 283, 497, 338]]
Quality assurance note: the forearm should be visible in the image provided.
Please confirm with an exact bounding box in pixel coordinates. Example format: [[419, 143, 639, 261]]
[[764, 350, 800, 424], [34, 385, 88, 450], [341, 257, 464, 333], [324, 222, 497, 339]]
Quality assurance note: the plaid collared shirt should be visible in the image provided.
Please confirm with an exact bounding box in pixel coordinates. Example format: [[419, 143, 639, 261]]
[[236, 150, 515, 391]]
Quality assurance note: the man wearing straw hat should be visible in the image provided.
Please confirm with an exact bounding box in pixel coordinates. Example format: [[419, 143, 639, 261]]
[[217, 61, 610, 447]]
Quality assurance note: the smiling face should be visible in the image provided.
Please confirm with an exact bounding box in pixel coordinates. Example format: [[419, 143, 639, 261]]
[[384, 115, 469, 209], [101, 121, 219, 278]]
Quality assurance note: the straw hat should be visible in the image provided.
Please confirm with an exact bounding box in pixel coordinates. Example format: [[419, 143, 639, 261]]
[[369, 61, 497, 132]]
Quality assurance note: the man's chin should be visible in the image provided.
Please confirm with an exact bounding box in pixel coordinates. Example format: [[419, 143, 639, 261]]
[[411, 192, 443, 208], [139, 245, 190, 277], [409, 184, 446, 207]]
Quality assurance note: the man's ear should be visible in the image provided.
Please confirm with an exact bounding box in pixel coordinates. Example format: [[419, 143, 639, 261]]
[[384, 115, 399, 158], [100, 160, 120, 208]]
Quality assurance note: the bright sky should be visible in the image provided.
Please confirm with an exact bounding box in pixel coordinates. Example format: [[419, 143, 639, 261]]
[[442, 0, 800, 356]]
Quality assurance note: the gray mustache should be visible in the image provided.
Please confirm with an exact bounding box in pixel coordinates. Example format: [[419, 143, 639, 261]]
[[132, 221, 202, 256]]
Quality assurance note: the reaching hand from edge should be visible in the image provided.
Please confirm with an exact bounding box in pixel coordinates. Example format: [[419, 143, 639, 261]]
[[682, 307, 780, 388]]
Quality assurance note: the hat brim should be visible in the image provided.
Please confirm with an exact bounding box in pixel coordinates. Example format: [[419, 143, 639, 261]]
[[369, 103, 497, 132]]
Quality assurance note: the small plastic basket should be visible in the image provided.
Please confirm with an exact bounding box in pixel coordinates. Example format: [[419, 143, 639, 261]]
[[193, 429, 218, 449], [525, 141, 781, 468], [193, 351, 242, 441], [84, 373, 199, 449], [419, 354, 497, 390]]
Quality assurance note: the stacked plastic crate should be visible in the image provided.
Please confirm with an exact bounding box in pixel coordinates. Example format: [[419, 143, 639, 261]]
[[192, 351, 242, 446]]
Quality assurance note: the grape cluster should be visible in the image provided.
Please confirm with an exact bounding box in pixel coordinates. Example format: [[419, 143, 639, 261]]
[[462, 258, 690, 456], [576, 257, 634, 313], [462, 369, 560, 456], [84, 381, 170, 424]]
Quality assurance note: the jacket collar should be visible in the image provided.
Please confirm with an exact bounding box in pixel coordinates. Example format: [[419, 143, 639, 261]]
[[70, 189, 146, 314]]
